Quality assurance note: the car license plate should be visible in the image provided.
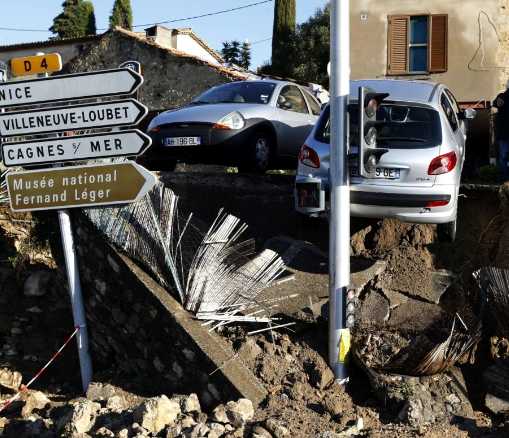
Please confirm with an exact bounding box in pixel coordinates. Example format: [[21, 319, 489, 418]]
[[349, 166, 400, 179], [165, 136, 201, 146]]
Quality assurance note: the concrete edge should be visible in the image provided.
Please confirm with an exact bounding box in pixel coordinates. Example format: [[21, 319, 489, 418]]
[[117, 252, 268, 407]]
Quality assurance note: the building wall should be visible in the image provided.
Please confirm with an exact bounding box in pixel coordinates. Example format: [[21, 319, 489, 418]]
[[350, 0, 502, 103], [175, 34, 221, 66], [63, 31, 242, 111]]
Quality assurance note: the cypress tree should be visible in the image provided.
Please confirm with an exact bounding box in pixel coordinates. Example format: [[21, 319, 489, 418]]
[[109, 0, 133, 30], [77, 1, 96, 36], [49, 0, 96, 38], [271, 0, 296, 77]]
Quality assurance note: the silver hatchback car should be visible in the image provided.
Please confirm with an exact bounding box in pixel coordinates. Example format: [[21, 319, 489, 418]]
[[295, 79, 475, 242], [144, 80, 321, 172]]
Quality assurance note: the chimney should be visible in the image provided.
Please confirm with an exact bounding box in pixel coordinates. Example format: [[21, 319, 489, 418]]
[[144, 25, 174, 50]]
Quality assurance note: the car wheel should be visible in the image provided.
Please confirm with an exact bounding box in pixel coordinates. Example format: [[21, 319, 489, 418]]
[[239, 131, 272, 173], [437, 219, 457, 243]]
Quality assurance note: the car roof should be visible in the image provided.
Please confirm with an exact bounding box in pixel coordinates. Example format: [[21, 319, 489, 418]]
[[350, 79, 442, 106], [233, 78, 303, 87]]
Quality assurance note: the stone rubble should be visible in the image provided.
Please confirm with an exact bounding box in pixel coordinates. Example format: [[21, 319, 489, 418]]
[[0, 387, 261, 437], [0, 368, 22, 392]]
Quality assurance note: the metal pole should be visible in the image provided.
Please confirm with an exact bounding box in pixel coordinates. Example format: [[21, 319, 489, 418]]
[[36, 52, 93, 392], [329, 0, 350, 381], [58, 209, 93, 392]]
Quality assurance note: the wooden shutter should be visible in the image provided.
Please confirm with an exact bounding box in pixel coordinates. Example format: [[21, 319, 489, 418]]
[[429, 14, 448, 73], [387, 16, 409, 75]]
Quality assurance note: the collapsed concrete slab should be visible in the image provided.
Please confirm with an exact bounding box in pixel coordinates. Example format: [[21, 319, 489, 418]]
[[52, 212, 267, 408]]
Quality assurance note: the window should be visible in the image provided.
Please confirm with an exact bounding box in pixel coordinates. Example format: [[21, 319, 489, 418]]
[[316, 104, 442, 149], [192, 81, 276, 105], [302, 89, 321, 116], [277, 85, 309, 114], [441, 94, 458, 132], [388, 14, 448, 75]]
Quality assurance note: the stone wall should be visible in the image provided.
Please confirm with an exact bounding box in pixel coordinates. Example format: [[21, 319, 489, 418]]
[[63, 29, 245, 111], [50, 210, 266, 408]]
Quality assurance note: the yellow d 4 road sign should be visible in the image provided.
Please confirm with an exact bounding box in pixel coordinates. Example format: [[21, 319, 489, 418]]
[[11, 53, 62, 77]]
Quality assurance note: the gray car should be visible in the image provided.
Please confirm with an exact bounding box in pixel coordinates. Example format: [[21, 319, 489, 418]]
[[295, 79, 476, 242], [144, 79, 321, 172]]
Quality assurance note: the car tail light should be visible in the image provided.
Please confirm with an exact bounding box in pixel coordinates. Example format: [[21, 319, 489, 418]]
[[428, 151, 457, 175], [426, 200, 449, 208], [148, 126, 160, 133], [299, 145, 320, 168]]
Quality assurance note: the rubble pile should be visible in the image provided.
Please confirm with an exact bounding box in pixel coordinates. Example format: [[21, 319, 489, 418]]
[[0, 379, 256, 437]]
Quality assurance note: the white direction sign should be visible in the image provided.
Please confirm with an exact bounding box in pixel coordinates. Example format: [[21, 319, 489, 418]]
[[0, 68, 143, 107], [2, 129, 152, 167], [0, 99, 148, 137]]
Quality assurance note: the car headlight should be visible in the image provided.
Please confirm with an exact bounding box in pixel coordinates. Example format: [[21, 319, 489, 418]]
[[213, 111, 245, 130], [147, 119, 160, 133]]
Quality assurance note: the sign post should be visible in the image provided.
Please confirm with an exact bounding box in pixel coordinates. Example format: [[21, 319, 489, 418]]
[[329, 0, 350, 382], [2, 54, 155, 393]]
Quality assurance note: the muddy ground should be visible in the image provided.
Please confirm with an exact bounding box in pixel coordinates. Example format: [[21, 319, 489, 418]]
[[0, 172, 508, 437]]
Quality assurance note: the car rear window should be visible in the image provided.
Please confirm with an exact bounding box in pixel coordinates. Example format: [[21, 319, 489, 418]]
[[316, 104, 442, 149], [192, 82, 276, 105]]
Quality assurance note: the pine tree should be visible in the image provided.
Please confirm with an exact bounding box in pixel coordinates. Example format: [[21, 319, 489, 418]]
[[240, 41, 251, 70], [49, 0, 96, 38], [109, 0, 133, 30], [221, 40, 242, 65], [271, 0, 296, 77]]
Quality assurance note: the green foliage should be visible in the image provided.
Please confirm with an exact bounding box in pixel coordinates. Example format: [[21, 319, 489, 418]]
[[240, 42, 251, 70], [290, 5, 330, 87], [262, 4, 330, 87], [109, 0, 133, 30], [222, 40, 250, 68], [50, 0, 96, 38], [271, 0, 296, 77]]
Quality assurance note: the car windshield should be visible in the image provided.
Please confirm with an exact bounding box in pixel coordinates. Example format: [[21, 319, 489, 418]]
[[316, 104, 442, 149], [192, 82, 276, 105]]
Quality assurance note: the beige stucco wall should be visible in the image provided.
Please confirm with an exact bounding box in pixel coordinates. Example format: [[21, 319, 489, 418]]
[[350, 0, 504, 103]]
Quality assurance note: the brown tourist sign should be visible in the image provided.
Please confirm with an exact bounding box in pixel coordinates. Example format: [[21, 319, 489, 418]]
[[6, 162, 157, 212]]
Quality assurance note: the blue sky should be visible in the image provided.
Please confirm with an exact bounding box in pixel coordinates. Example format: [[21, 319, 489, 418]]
[[0, 0, 329, 68]]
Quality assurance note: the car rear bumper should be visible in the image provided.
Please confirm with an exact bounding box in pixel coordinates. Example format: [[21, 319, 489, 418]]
[[295, 177, 458, 224]]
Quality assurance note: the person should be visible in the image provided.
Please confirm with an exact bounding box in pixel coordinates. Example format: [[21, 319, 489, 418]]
[[493, 81, 509, 181]]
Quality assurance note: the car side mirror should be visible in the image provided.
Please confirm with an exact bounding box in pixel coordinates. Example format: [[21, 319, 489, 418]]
[[459, 108, 477, 120]]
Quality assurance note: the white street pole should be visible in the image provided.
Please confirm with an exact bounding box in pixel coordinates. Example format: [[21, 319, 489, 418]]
[[36, 52, 93, 392], [58, 209, 93, 392], [329, 0, 350, 381]]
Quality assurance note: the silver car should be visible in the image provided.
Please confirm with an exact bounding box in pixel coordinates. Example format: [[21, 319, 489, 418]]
[[295, 79, 476, 242], [144, 79, 321, 172]]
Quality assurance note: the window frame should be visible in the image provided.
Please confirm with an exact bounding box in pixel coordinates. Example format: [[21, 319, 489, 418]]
[[408, 16, 429, 74], [387, 14, 448, 75]]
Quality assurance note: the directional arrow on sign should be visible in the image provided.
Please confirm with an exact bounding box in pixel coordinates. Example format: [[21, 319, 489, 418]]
[[6, 162, 157, 212], [0, 68, 143, 107], [0, 99, 148, 137], [1, 129, 152, 167]]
